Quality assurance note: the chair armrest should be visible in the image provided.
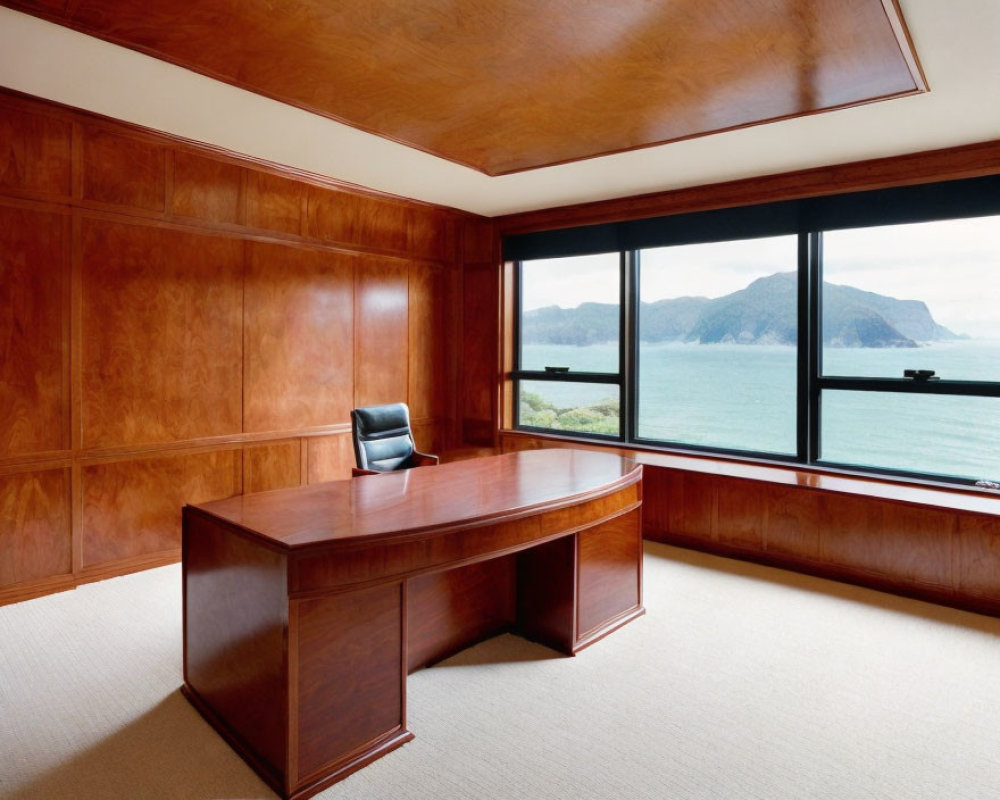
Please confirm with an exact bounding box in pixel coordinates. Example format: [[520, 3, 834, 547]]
[[351, 467, 379, 477], [412, 451, 439, 467]]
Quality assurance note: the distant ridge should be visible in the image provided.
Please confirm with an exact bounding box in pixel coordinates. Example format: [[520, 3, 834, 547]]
[[523, 272, 960, 348]]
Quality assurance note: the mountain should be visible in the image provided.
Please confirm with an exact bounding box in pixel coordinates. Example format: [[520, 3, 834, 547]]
[[522, 272, 960, 348], [685, 271, 798, 345], [520, 302, 619, 345], [822, 281, 957, 344], [640, 296, 713, 340]]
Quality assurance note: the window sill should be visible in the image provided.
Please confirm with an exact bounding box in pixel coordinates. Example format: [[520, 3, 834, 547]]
[[500, 430, 1000, 517]]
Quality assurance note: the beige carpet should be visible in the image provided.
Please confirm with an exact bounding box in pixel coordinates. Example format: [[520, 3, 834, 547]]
[[2, 542, 999, 799]]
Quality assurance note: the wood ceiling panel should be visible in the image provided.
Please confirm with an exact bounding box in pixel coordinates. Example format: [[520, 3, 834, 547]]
[[5, 0, 924, 175]]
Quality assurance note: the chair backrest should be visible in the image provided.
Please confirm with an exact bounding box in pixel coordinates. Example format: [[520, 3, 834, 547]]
[[350, 403, 417, 472]]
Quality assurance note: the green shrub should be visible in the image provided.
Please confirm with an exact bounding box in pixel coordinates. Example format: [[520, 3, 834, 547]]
[[520, 392, 619, 435]]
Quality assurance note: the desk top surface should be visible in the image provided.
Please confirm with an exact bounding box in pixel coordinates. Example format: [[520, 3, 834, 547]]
[[188, 448, 641, 549]]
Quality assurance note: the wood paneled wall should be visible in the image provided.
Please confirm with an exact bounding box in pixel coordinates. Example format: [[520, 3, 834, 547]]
[[500, 433, 1000, 618], [0, 89, 487, 605], [458, 217, 500, 446]]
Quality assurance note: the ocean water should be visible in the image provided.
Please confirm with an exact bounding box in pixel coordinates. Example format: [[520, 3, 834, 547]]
[[520, 340, 1000, 482]]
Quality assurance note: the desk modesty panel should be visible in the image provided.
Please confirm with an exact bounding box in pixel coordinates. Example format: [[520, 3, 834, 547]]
[[182, 449, 644, 800]]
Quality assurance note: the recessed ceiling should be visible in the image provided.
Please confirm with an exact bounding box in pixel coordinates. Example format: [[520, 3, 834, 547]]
[[1, 2, 1000, 217], [2, 0, 922, 175]]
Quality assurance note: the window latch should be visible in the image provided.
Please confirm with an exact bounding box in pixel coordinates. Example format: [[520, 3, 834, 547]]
[[903, 369, 937, 381], [544, 366, 570, 374]]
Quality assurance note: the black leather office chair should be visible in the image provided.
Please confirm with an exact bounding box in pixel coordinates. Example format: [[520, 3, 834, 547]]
[[350, 402, 439, 475]]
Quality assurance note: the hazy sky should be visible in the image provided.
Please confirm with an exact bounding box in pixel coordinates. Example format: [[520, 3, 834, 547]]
[[521, 216, 1000, 339], [823, 217, 1000, 339]]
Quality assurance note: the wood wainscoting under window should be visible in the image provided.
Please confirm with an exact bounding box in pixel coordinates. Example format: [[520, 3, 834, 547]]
[[501, 432, 1000, 619]]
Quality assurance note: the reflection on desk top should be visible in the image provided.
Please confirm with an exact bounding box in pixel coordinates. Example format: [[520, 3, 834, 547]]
[[187, 448, 642, 550]]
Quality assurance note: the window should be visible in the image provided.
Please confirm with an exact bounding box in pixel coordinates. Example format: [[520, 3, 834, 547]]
[[637, 236, 798, 456], [819, 392, 1000, 481], [506, 174, 1000, 486], [817, 217, 1000, 480], [821, 217, 1000, 382], [516, 254, 622, 437]]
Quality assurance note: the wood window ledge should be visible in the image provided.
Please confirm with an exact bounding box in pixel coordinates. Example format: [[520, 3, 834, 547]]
[[498, 431, 1000, 517]]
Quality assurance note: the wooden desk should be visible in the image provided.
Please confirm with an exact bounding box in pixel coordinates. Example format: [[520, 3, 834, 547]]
[[182, 449, 643, 800]]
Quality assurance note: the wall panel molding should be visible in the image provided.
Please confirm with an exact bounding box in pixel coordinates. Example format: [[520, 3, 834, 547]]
[[244, 240, 355, 434], [0, 467, 71, 588], [79, 218, 245, 449], [354, 256, 409, 409], [80, 447, 242, 568], [0, 101, 72, 199], [0, 204, 70, 458]]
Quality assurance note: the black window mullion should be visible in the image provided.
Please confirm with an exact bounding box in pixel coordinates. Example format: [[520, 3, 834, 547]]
[[511, 370, 622, 384], [796, 233, 809, 462], [818, 377, 1000, 397], [622, 249, 638, 443], [512, 260, 524, 429], [807, 231, 822, 463]]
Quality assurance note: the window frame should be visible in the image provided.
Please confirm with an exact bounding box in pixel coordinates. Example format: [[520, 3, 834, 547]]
[[511, 253, 629, 443], [812, 226, 1000, 480], [628, 238, 804, 462], [506, 176, 1000, 487]]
